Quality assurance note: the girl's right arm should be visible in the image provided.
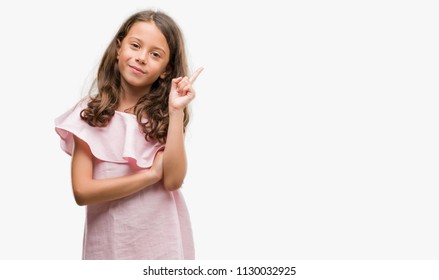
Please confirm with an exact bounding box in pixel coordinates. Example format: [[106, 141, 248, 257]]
[[71, 135, 163, 206]]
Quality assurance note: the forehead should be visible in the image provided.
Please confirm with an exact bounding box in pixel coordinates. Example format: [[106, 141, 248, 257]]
[[126, 21, 169, 50]]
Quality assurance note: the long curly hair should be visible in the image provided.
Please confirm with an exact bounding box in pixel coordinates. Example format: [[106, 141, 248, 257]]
[[80, 10, 189, 144]]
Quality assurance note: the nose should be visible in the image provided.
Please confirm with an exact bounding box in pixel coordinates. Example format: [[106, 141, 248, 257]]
[[135, 51, 148, 65], [135, 57, 146, 64]]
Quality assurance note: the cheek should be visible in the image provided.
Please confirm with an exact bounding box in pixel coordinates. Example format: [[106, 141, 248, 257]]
[[149, 61, 166, 73], [117, 58, 123, 71], [116, 46, 125, 60], [118, 46, 132, 61], [159, 61, 170, 74]]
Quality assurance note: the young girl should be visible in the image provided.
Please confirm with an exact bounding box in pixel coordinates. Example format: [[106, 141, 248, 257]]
[[55, 10, 202, 260]]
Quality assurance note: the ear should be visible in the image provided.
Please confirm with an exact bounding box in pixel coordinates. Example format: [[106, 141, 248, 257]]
[[116, 39, 121, 59], [159, 71, 168, 79], [159, 66, 172, 79]]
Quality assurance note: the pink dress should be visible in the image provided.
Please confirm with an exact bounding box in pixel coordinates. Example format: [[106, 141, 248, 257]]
[[54, 99, 194, 260]]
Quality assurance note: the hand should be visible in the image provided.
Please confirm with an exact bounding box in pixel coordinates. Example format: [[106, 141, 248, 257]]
[[169, 67, 204, 112], [150, 151, 164, 182]]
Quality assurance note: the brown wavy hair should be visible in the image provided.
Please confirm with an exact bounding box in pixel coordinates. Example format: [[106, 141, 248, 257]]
[[80, 10, 189, 144]]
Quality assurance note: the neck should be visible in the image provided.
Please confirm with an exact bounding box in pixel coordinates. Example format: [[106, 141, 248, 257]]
[[121, 79, 151, 98], [118, 81, 151, 112]]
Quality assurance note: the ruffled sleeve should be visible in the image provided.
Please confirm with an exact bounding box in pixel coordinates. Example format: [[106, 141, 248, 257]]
[[54, 98, 164, 168]]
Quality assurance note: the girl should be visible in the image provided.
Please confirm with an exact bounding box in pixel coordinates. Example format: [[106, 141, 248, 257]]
[[55, 9, 202, 260]]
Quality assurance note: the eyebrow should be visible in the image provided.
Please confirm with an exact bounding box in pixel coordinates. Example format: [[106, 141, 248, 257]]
[[127, 36, 167, 54]]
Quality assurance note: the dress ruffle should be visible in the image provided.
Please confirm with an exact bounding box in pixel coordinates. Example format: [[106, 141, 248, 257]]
[[54, 98, 164, 168]]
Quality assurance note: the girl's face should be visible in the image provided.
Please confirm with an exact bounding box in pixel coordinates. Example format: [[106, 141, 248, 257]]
[[117, 21, 170, 92]]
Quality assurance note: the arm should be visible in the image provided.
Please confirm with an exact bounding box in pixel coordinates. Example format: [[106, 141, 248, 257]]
[[163, 67, 203, 191], [71, 135, 163, 205], [163, 109, 187, 191]]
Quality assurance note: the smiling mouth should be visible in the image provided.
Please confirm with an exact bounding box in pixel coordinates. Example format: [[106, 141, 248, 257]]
[[129, 65, 145, 74]]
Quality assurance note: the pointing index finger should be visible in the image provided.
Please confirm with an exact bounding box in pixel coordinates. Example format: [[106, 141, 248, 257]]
[[189, 67, 204, 84]]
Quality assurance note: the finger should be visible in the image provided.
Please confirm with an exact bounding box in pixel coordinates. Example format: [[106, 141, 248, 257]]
[[182, 85, 191, 93], [171, 77, 183, 90], [189, 67, 204, 84], [177, 76, 190, 86], [176, 77, 189, 93], [172, 77, 183, 84]]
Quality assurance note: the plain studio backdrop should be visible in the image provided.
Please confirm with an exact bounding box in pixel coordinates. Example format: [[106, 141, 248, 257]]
[[0, 0, 438, 260]]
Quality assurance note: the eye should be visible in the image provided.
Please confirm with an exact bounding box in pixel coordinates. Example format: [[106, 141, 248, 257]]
[[130, 43, 140, 49], [151, 52, 161, 58]]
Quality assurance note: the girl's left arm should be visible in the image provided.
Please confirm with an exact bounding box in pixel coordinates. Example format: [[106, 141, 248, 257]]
[[163, 68, 203, 191], [163, 109, 187, 191]]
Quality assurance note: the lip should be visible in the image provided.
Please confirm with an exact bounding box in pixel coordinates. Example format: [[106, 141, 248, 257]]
[[129, 65, 145, 74]]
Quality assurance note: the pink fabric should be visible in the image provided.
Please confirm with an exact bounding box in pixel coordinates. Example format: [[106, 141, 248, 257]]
[[54, 98, 194, 260]]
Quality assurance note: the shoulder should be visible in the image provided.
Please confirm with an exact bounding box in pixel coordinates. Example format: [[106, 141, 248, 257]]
[[56, 97, 89, 121]]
